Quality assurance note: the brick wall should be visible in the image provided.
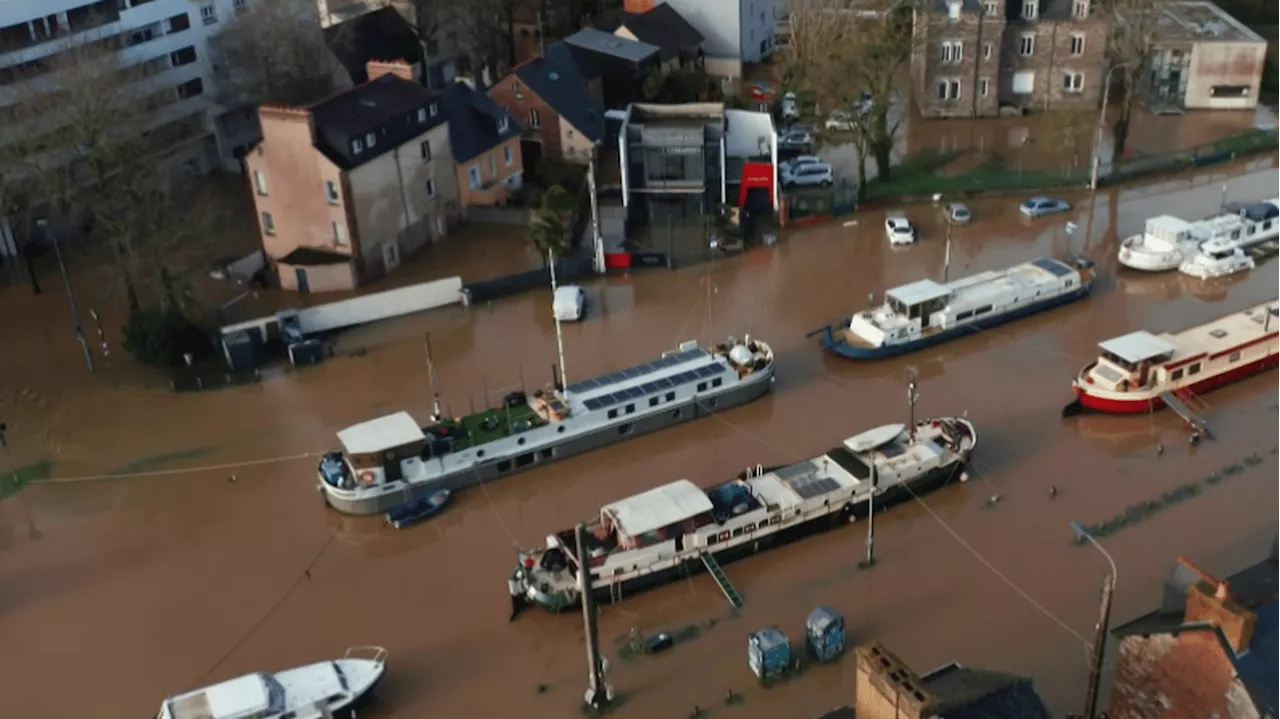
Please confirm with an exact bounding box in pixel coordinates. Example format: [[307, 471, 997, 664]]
[[624, 0, 656, 12], [853, 644, 936, 719], [999, 18, 1108, 111], [1108, 630, 1246, 719], [913, 5, 1006, 117], [1184, 581, 1258, 653], [489, 72, 567, 154]]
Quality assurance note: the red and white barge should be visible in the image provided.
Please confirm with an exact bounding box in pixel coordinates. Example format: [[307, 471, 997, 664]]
[[1067, 300, 1278, 415]]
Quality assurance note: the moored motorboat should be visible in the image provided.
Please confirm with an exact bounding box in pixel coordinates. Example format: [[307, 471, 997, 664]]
[[817, 256, 1095, 360], [1179, 245, 1255, 280], [386, 489, 452, 529], [1118, 215, 1200, 272], [155, 647, 387, 719], [508, 417, 977, 612], [1064, 300, 1279, 415], [1119, 200, 1280, 273]]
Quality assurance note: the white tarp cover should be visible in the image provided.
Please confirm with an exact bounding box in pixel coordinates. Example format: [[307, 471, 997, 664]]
[[604, 479, 713, 537], [337, 411, 425, 455]]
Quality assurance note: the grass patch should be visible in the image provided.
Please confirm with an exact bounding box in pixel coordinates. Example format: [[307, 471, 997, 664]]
[[862, 149, 1083, 202], [437, 403, 543, 450], [0, 460, 53, 499]]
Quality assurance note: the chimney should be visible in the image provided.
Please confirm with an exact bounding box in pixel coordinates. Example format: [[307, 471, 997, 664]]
[[855, 643, 938, 719], [1184, 579, 1258, 655], [947, 0, 962, 19], [258, 104, 317, 143], [623, 0, 655, 12], [366, 59, 414, 83]]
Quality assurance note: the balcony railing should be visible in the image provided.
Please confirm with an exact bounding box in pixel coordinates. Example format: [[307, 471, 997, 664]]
[[0, 1, 121, 57]]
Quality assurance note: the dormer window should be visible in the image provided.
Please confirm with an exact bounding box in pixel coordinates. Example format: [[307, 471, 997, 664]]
[[1022, 0, 1038, 18], [352, 138, 364, 154], [429, 103, 438, 117], [365, 132, 376, 148], [417, 108, 427, 123], [1072, 0, 1088, 17], [982, 1, 998, 14], [498, 116, 510, 133]]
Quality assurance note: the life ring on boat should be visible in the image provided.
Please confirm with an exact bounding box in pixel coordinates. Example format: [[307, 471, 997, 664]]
[[357, 470, 376, 485]]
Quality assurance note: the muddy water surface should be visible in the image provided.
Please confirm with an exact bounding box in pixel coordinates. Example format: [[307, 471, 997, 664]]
[[0, 161, 1278, 719]]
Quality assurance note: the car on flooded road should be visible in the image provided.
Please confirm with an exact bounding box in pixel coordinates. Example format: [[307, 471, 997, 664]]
[[885, 216, 918, 245], [946, 203, 971, 224], [1020, 197, 1071, 218], [781, 162, 834, 188]]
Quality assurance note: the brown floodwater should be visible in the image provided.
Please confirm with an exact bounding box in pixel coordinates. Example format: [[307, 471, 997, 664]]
[[0, 158, 1277, 719]]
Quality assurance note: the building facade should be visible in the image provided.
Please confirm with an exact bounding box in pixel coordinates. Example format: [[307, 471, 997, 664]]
[[442, 81, 524, 208], [489, 51, 605, 163], [622, 0, 777, 83], [245, 61, 460, 293], [912, 0, 1108, 118], [1142, 1, 1266, 111], [620, 103, 726, 224]]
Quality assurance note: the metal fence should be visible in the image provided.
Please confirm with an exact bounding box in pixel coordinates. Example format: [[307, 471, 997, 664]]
[[1104, 129, 1279, 186]]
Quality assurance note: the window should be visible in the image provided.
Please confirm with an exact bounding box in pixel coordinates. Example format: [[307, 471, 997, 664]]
[[1069, 33, 1085, 56], [364, 132, 377, 148], [940, 40, 963, 64], [324, 180, 339, 204], [352, 138, 364, 154], [260, 212, 275, 235], [176, 78, 203, 98], [515, 453, 534, 468], [979, 77, 990, 97], [1188, 362, 1201, 375], [528, 108, 541, 128], [429, 103, 438, 117], [468, 165, 481, 189], [618, 423, 632, 435], [167, 13, 190, 32], [1170, 368, 1184, 381], [665, 391, 675, 402], [1073, 0, 1088, 17], [983, 42, 993, 60], [332, 221, 346, 245], [504, 146, 513, 166], [170, 46, 196, 66], [1229, 351, 1241, 362], [983, 1, 998, 14], [200, 4, 216, 24], [417, 108, 427, 123], [540, 448, 554, 460], [1022, 0, 1038, 18], [1062, 71, 1084, 93], [1210, 85, 1251, 98], [1019, 33, 1035, 56], [649, 396, 660, 407], [497, 460, 512, 473], [512, 82, 523, 99], [607, 409, 618, 419], [711, 377, 722, 388], [935, 79, 961, 100], [233, 0, 246, 8], [253, 170, 267, 195], [426, 178, 435, 198], [696, 382, 707, 392], [488, 155, 496, 177], [420, 140, 431, 161]]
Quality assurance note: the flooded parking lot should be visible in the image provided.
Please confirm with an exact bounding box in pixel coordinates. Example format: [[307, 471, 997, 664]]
[[0, 158, 1277, 718]]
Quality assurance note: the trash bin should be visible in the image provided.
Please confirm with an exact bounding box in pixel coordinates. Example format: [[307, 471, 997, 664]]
[[805, 606, 846, 663], [748, 627, 791, 679]]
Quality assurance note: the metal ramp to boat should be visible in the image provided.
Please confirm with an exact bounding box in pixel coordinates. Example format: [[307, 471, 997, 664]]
[[1160, 390, 1212, 438], [700, 551, 744, 609]]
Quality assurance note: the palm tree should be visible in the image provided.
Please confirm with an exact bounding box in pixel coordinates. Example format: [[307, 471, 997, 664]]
[[527, 185, 576, 263]]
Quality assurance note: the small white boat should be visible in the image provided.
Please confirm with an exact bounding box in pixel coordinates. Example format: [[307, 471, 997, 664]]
[[1179, 245, 1255, 279], [156, 647, 387, 719], [1118, 216, 1199, 272]]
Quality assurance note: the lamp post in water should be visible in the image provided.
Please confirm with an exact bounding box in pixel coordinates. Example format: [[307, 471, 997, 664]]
[[1070, 520, 1117, 719], [35, 219, 93, 373]]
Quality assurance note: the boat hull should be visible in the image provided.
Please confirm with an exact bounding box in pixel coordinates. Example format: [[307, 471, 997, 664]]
[[1118, 247, 1186, 272], [322, 372, 776, 515], [823, 285, 1091, 360], [1071, 352, 1278, 414], [528, 458, 968, 611]]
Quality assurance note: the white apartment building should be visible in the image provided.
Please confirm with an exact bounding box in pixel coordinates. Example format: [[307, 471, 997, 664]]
[[639, 0, 779, 82], [0, 0, 261, 180]]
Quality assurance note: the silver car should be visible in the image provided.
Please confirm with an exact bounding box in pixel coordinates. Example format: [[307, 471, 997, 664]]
[[1020, 197, 1071, 218], [782, 162, 834, 188]]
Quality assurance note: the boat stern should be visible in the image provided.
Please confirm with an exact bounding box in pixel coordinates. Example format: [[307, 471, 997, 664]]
[[510, 550, 580, 612]]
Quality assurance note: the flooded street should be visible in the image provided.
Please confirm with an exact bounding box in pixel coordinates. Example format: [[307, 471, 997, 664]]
[[1, 158, 1278, 719]]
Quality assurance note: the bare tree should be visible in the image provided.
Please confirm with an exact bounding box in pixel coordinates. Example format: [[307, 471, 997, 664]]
[[1102, 0, 1162, 157], [209, 0, 343, 109]]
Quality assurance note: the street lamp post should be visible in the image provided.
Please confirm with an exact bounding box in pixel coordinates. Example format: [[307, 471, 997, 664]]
[[1070, 520, 1118, 719], [1089, 63, 1132, 191], [35, 219, 94, 374]]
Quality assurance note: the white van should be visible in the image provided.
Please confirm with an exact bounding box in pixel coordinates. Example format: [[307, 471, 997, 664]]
[[553, 285, 585, 321]]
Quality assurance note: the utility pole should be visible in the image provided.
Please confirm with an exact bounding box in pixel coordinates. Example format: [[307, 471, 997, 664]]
[[587, 150, 604, 274], [1083, 572, 1115, 719], [423, 332, 442, 420], [37, 219, 92, 373], [88, 309, 114, 387], [576, 523, 614, 710], [942, 219, 954, 283], [549, 248, 570, 399], [861, 461, 876, 568], [907, 368, 919, 440]]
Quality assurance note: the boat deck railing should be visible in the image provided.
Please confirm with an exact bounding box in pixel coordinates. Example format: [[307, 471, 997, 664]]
[[344, 646, 388, 665]]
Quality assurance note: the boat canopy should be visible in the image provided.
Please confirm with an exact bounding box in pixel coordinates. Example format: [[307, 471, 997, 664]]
[[886, 279, 950, 308], [1098, 331, 1177, 364], [337, 411, 425, 455], [603, 479, 713, 538], [165, 674, 276, 719], [844, 423, 905, 453]]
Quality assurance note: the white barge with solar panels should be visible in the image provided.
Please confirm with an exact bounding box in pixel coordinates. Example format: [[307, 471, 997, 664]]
[[817, 256, 1096, 360], [317, 336, 775, 515], [509, 417, 977, 611]]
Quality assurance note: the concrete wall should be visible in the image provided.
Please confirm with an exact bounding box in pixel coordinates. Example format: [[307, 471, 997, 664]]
[[246, 106, 355, 266], [346, 121, 460, 282], [278, 259, 355, 292], [457, 135, 524, 206], [293, 275, 464, 333], [1186, 41, 1266, 109], [663, 0, 741, 60]]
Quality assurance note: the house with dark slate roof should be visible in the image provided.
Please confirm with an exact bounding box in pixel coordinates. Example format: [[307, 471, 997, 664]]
[[440, 82, 525, 208], [1108, 543, 1279, 719], [489, 44, 607, 165], [245, 62, 460, 293], [562, 27, 662, 109], [611, 4, 706, 72]]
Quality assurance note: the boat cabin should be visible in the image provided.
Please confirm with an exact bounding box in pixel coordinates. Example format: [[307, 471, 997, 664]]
[[1091, 331, 1177, 390], [1142, 216, 1194, 249], [598, 480, 718, 553], [334, 411, 428, 488], [161, 673, 285, 719], [886, 280, 950, 329]]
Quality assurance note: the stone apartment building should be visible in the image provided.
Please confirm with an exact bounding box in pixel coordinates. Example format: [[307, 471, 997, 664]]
[[912, 0, 1108, 118]]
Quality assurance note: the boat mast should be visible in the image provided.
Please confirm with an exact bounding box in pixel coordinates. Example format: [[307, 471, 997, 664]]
[[862, 461, 876, 569], [423, 332, 442, 421], [548, 247, 571, 398], [943, 220, 953, 283], [576, 523, 614, 710], [907, 367, 919, 440]]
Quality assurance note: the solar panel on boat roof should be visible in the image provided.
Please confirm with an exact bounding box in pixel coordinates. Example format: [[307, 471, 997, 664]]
[[775, 460, 818, 481], [584, 397, 603, 411], [641, 381, 660, 393], [790, 474, 843, 500], [1031, 257, 1072, 277], [653, 377, 672, 389]]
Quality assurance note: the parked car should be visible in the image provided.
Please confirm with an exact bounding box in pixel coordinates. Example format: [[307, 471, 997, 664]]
[[779, 130, 813, 153], [1019, 197, 1071, 218], [782, 162, 834, 188], [781, 92, 800, 122], [780, 155, 823, 175], [946, 203, 972, 224], [825, 110, 856, 132], [885, 216, 918, 246], [553, 285, 585, 321]]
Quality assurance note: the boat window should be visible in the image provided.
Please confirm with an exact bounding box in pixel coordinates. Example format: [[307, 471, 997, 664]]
[[608, 409, 618, 419], [541, 448, 555, 459], [706, 533, 719, 545], [732, 527, 745, 537], [757, 520, 768, 530], [697, 382, 707, 392], [516, 453, 535, 468], [770, 515, 781, 524], [517, 437, 526, 445], [497, 459, 512, 473], [709, 398, 717, 407], [557, 425, 566, 433], [1170, 368, 1184, 381], [671, 408, 681, 419], [711, 377, 722, 388], [649, 396, 660, 407], [476, 449, 486, 458], [1229, 351, 1241, 363], [325, 694, 345, 705], [619, 423, 632, 435], [666, 391, 675, 401], [974, 305, 993, 315], [956, 310, 973, 321], [625, 404, 635, 414], [1188, 363, 1201, 375]]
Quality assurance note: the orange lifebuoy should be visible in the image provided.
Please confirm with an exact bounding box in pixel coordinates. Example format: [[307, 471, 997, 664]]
[[357, 470, 376, 485]]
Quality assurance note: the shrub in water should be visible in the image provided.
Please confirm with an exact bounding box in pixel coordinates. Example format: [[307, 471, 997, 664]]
[[122, 309, 210, 367]]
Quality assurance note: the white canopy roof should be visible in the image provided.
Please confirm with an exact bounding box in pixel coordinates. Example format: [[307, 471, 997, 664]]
[[1099, 331, 1177, 364], [337, 411, 425, 455], [887, 279, 949, 307], [603, 479, 712, 537], [167, 674, 268, 719]]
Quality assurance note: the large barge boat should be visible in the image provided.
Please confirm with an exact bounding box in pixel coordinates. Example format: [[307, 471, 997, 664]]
[[508, 417, 976, 611], [318, 336, 775, 515], [818, 256, 1095, 360], [1065, 300, 1278, 415], [1119, 199, 1280, 272]]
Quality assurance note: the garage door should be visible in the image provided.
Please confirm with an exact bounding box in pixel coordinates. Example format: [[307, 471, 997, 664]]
[[1012, 71, 1035, 95]]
